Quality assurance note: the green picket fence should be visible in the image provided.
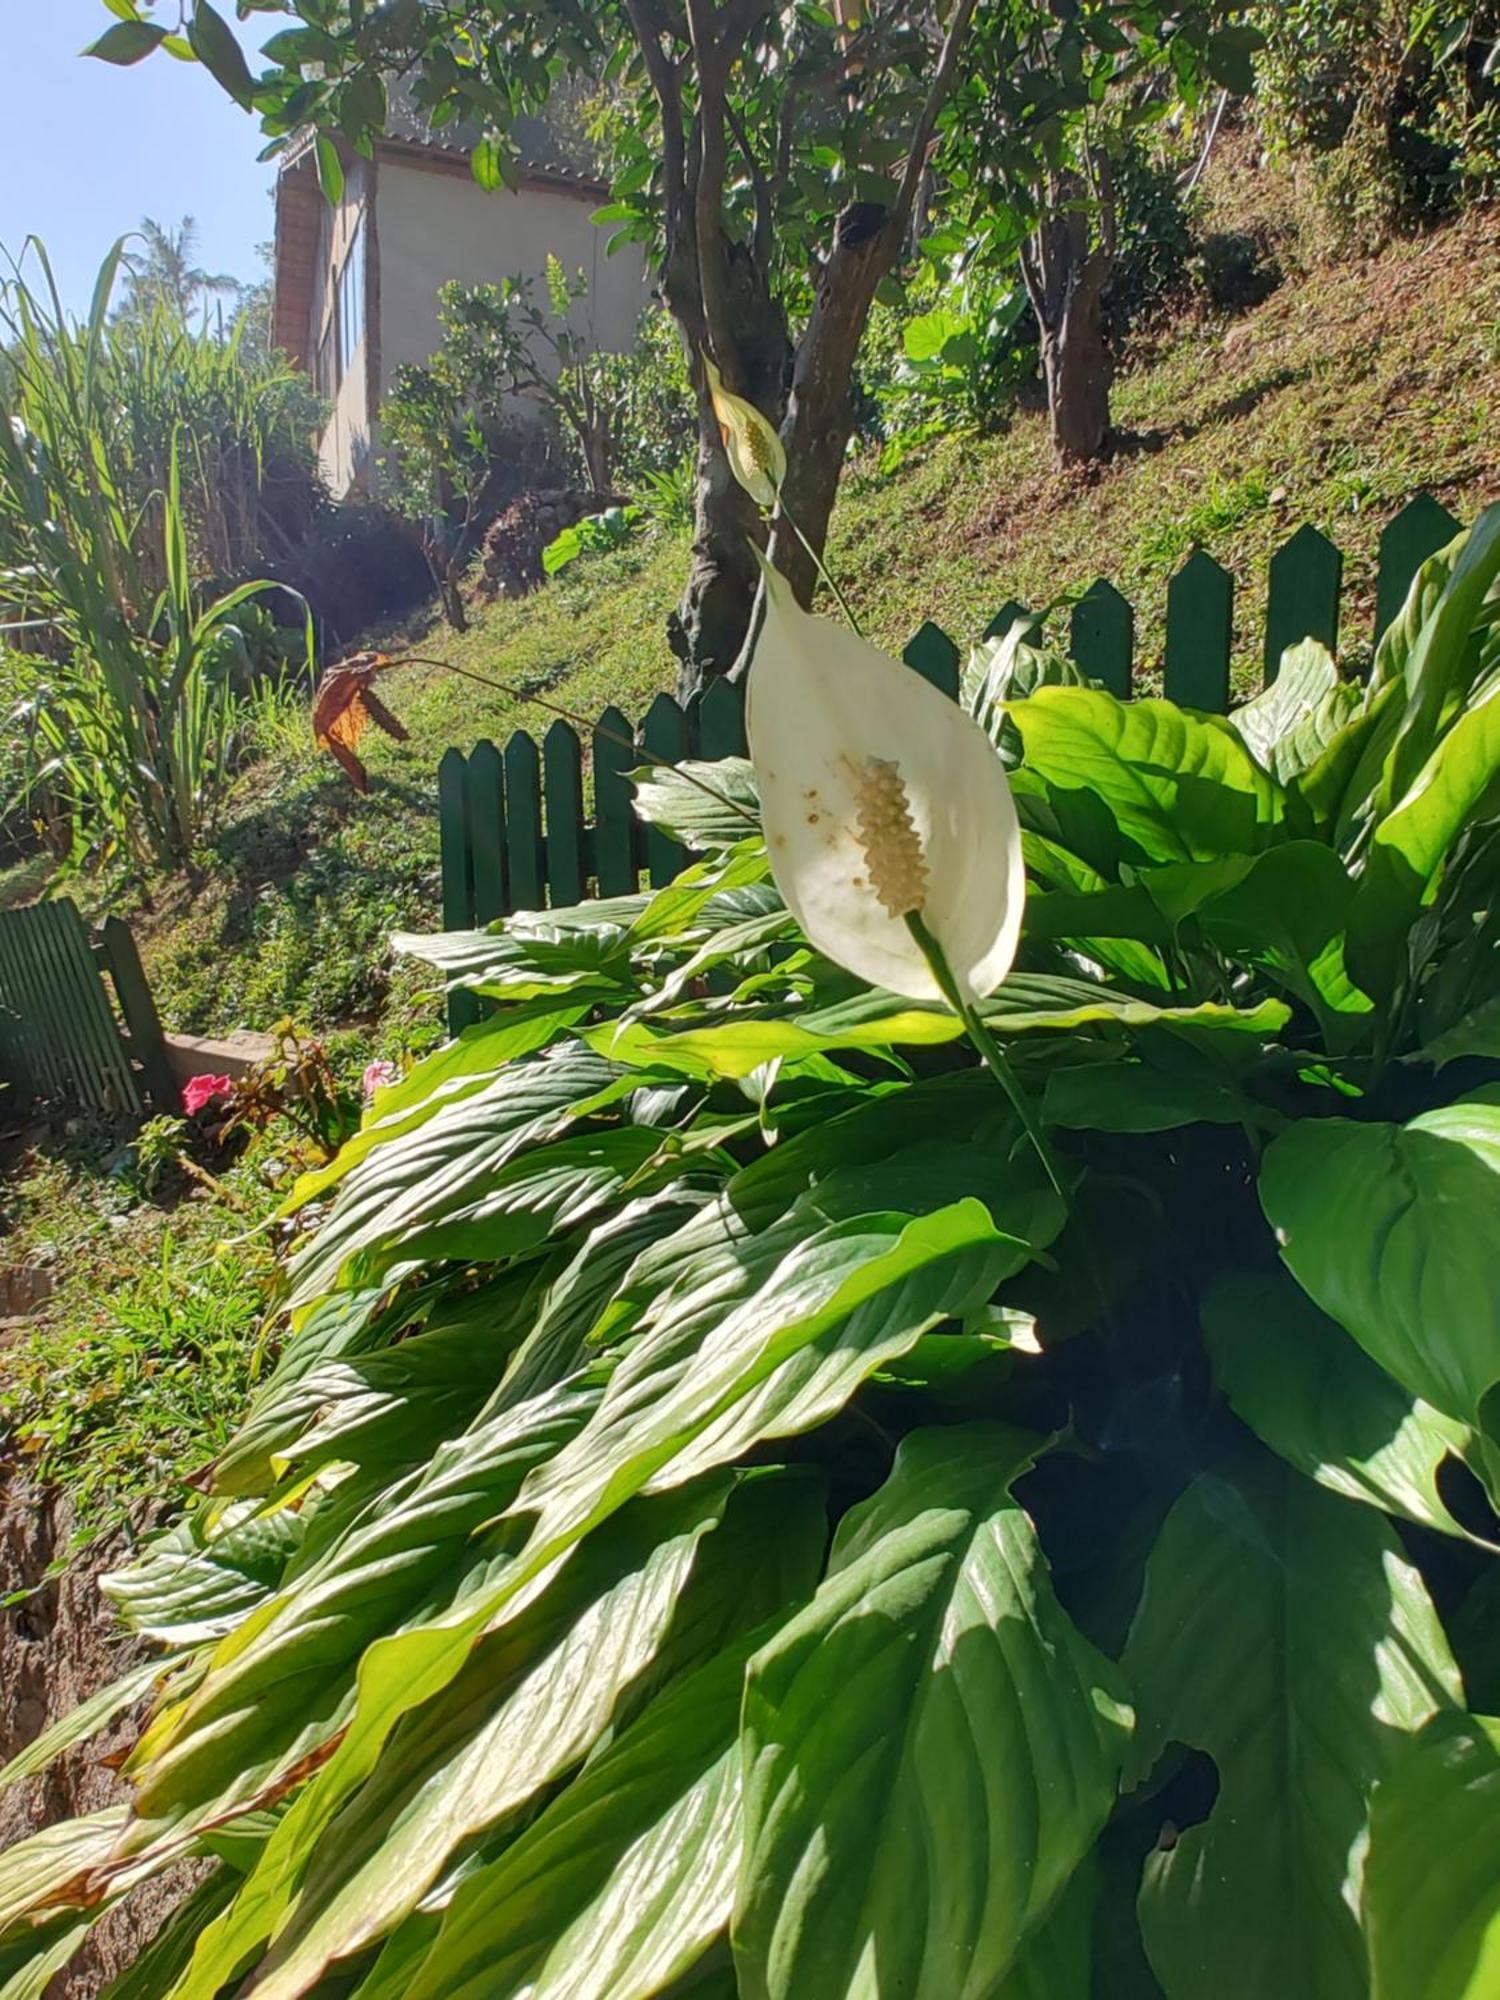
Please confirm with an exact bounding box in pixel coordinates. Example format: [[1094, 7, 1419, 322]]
[[0, 899, 175, 1116], [437, 489, 1461, 1029]]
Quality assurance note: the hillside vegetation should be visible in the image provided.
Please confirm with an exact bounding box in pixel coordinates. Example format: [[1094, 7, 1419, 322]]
[[135, 169, 1500, 1046]]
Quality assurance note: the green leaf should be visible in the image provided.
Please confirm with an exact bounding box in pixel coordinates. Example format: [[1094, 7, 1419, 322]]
[[102, 1505, 305, 1644], [1204, 21, 1266, 93], [0, 1808, 128, 1939], [520, 1202, 1032, 1557], [284, 1049, 640, 1309], [1195, 841, 1374, 1052], [83, 20, 168, 63], [995, 1862, 1096, 1997], [1009, 687, 1290, 876], [471, 137, 507, 191], [188, 0, 256, 108], [0, 1657, 171, 1797], [236, 1478, 743, 1999], [399, 1631, 767, 2000], [1230, 639, 1339, 777], [1259, 1097, 1500, 1438], [315, 134, 345, 206], [128, 1377, 601, 1837], [591, 977, 1290, 1081], [1043, 1059, 1261, 1133], [631, 759, 761, 851], [1348, 677, 1500, 1005], [1364, 1712, 1500, 2000], [1123, 1454, 1462, 2000], [1203, 1270, 1486, 1543], [735, 1424, 1132, 1998], [1423, 992, 1500, 1068]]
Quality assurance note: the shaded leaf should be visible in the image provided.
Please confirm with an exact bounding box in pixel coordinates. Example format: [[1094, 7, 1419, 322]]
[[735, 1424, 1132, 1999]]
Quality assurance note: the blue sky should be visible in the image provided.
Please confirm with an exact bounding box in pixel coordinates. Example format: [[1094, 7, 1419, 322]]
[[0, 2, 280, 315]]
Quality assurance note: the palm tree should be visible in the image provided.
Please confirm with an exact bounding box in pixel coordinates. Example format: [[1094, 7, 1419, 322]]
[[117, 216, 242, 327]]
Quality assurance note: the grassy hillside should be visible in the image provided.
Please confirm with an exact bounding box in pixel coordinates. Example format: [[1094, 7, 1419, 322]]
[[135, 183, 1500, 1047]]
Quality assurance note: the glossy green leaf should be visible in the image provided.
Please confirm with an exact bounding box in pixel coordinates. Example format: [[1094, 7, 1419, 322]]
[[1230, 638, 1340, 779], [1009, 686, 1290, 874], [83, 20, 169, 63], [400, 1631, 765, 2000], [631, 759, 760, 849], [1196, 841, 1374, 1050], [1364, 1712, 1500, 2000], [1349, 677, 1500, 1004], [1260, 1096, 1500, 1436], [241, 1479, 738, 1999], [1123, 1454, 1462, 2000], [127, 1377, 601, 1837], [103, 1504, 306, 1644], [1203, 1270, 1486, 1543], [735, 1425, 1133, 1999], [284, 1049, 640, 1308], [188, 0, 256, 107], [522, 1202, 1029, 1555], [1043, 1059, 1260, 1132], [591, 977, 1290, 1081]]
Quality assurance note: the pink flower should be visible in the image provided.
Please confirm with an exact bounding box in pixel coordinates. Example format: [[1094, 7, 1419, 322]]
[[362, 1059, 399, 1101], [181, 1074, 233, 1117]]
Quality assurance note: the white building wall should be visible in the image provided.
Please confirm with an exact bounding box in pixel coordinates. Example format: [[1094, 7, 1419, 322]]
[[311, 158, 374, 498], [373, 162, 649, 402]]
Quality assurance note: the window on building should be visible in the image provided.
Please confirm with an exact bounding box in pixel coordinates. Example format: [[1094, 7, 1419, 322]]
[[337, 222, 366, 385]]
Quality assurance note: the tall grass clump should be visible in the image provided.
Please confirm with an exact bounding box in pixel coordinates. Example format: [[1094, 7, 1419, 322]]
[[0, 242, 316, 873]]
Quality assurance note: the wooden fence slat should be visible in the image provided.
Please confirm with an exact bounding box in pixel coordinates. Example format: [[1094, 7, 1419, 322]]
[[593, 705, 638, 898], [504, 732, 545, 912], [465, 739, 508, 924], [101, 917, 176, 1110], [1264, 523, 1343, 681], [640, 693, 690, 888], [903, 620, 961, 699], [543, 721, 587, 908], [697, 675, 748, 758], [438, 747, 478, 1036], [28, 904, 94, 1107], [0, 919, 42, 1099], [1165, 550, 1233, 712], [67, 904, 141, 1113], [438, 749, 474, 932], [1375, 491, 1461, 640], [6, 910, 63, 1100], [1071, 579, 1134, 698], [50, 900, 139, 1113]]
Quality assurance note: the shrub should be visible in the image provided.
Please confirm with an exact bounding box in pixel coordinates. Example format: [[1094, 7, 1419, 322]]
[[4, 507, 1500, 1994]]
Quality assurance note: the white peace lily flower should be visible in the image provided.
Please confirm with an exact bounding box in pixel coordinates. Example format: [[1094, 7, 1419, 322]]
[[704, 356, 785, 510], [746, 561, 1025, 1005]]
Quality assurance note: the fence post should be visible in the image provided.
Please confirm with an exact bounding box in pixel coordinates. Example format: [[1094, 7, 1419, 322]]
[[1071, 580, 1134, 698], [101, 916, 175, 1111], [438, 747, 479, 1035], [1264, 523, 1342, 681], [1165, 551, 1233, 712]]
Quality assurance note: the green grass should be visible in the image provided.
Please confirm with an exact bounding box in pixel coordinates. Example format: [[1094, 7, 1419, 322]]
[[0, 1119, 288, 1536], [106, 193, 1500, 1056]]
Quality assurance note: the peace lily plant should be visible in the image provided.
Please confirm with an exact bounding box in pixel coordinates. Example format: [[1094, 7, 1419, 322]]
[[2, 407, 1500, 1998]]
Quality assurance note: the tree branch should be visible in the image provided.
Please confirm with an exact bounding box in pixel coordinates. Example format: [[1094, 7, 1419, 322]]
[[889, 0, 981, 245], [684, 0, 738, 375], [725, 95, 774, 274]]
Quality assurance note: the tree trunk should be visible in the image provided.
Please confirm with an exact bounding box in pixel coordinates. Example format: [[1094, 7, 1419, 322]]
[[767, 202, 897, 610], [1021, 171, 1115, 467], [663, 237, 791, 699], [668, 419, 766, 698]]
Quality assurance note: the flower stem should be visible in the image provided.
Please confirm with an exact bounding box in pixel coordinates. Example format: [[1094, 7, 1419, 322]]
[[905, 911, 1068, 1205], [778, 506, 863, 636]]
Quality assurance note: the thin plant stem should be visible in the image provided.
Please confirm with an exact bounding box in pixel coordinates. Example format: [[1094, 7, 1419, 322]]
[[380, 653, 760, 828], [905, 910, 1069, 1205], [777, 505, 863, 635]]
